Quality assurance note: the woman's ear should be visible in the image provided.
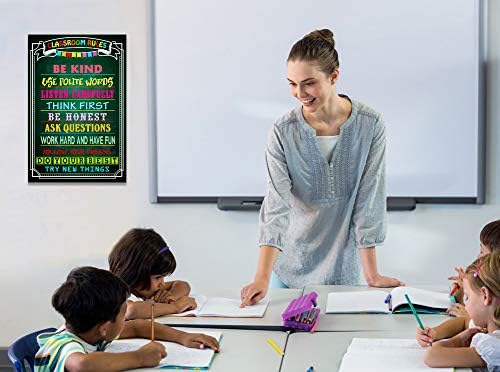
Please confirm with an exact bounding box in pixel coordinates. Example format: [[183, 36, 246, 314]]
[[331, 69, 340, 84]]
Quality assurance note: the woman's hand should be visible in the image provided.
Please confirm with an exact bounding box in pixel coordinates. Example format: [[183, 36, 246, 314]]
[[240, 279, 268, 307], [366, 274, 405, 288]]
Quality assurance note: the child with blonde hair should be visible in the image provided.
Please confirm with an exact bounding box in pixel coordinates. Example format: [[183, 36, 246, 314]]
[[423, 251, 500, 370]]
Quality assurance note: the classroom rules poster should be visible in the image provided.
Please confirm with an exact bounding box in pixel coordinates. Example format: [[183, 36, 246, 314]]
[[28, 35, 126, 182]]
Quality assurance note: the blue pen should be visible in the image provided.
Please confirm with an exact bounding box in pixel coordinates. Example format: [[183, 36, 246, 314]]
[[384, 293, 391, 304], [306, 366, 314, 372]]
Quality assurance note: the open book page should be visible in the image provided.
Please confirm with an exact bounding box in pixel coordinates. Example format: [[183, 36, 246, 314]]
[[390, 287, 450, 312], [170, 295, 208, 317], [198, 297, 269, 317], [339, 338, 453, 372], [326, 291, 390, 313], [105, 331, 222, 369], [171, 296, 269, 318]]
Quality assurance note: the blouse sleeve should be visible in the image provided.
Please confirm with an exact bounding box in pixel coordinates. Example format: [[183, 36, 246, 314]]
[[352, 115, 387, 248], [257, 125, 292, 251], [471, 333, 500, 367]]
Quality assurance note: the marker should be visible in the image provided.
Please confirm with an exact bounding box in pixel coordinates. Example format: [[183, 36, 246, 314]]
[[404, 294, 424, 330], [384, 293, 392, 304], [267, 338, 284, 356], [450, 283, 460, 296], [306, 367, 314, 372], [450, 295, 456, 304]]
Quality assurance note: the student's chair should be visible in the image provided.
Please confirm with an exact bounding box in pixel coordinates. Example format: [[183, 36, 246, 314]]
[[8, 328, 56, 372]]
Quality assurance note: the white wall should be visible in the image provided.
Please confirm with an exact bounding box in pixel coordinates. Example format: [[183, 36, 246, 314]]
[[0, 0, 499, 346]]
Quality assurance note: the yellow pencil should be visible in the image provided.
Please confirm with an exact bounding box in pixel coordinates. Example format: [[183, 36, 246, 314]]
[[267, 338, 284, 356], [151, 303, 155, 341]]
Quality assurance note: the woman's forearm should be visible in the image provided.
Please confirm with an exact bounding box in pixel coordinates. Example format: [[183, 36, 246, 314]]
[[254, 245, 280, 283]]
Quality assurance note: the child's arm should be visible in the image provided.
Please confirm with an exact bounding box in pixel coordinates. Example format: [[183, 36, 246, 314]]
[[416, 316, 468, 347], [160, 280, 191, 300], [423, 327, 487, 368], [125, 297, 196, 320], [120, 319, 219, 351], [64, 342, 166, 372]]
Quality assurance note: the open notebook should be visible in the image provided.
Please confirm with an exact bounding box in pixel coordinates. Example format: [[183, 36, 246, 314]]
[[326, 287, 450, 314], [171, 295, 269, 318], [339, 338, 453, 372], [105, 331, 222, 370]]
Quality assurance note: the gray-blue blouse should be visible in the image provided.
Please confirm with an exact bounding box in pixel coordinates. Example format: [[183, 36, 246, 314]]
[[257, 98, 386, 288]]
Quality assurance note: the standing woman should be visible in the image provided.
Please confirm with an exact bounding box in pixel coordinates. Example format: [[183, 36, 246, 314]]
[[241, 29, 403, 306]]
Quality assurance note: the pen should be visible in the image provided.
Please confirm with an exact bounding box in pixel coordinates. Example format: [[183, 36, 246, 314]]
[[306, 367, 314, 372], [267, 338, 285, 356], [404, 294, 424, 330], [151, 303, 155, 341], [384, 293, 392, 304]]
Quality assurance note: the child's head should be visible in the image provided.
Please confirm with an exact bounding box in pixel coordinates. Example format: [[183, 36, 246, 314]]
[[479, 219, 500, 256], [463, 251, 500, 329], [108, 228, 176, 299], [52, 266, 129, 340]]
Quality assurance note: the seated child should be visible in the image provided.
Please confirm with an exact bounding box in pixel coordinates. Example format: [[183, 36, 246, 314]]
[[448, 219, 500, 318], [109, 228, 197, 319], [423, 251, 500, 371], [35, 267, 219, 372], [417, 220, 500, 347]]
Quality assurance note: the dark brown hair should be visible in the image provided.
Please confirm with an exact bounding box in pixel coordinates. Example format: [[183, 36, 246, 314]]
[[108, 228, 177, 292], [465, 251, 500, 327], [53, 266, 128, 333], [480, 219, 500, 251], [288, 29, 339, 76]]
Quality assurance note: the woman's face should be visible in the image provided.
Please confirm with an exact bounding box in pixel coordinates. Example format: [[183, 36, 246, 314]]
[[287, 60, 336, 113]]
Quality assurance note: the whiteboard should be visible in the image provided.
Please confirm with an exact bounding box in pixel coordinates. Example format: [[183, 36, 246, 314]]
[[152, 0, 485, 203]]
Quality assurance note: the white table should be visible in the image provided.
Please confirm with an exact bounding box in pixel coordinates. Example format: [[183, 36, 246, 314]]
[[281, 331, 471, 372], [156, 288, 303, 330], [303, 285, 451, 331], [127, 327, 288, 372]]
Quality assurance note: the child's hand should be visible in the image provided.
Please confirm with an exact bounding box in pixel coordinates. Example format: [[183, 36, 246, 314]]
[[173, 296, 197, 313], [416, 327, 436, 347], [451, 327, 484, 347], [447, 303, 470, 319], [180, 333, 220, 351], [136, 341, 167, 367], [448, 267, 465, 286], [153, 289, 175, 303]]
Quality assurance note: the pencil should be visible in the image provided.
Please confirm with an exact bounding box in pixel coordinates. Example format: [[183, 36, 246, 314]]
[[151, 303, 155, 341], [404, 294, 424, 330], [267, 338, 284, 356]]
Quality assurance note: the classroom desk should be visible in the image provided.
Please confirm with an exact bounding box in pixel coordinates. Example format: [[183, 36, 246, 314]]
[[280, 331, 471, 372], [304, 285, 451, 331], [156, 288, 303, 330], [127, 327, 288, 372]]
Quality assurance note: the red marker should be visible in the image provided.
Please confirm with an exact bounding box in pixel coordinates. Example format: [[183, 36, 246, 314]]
[[450, 283, 460, 296]]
